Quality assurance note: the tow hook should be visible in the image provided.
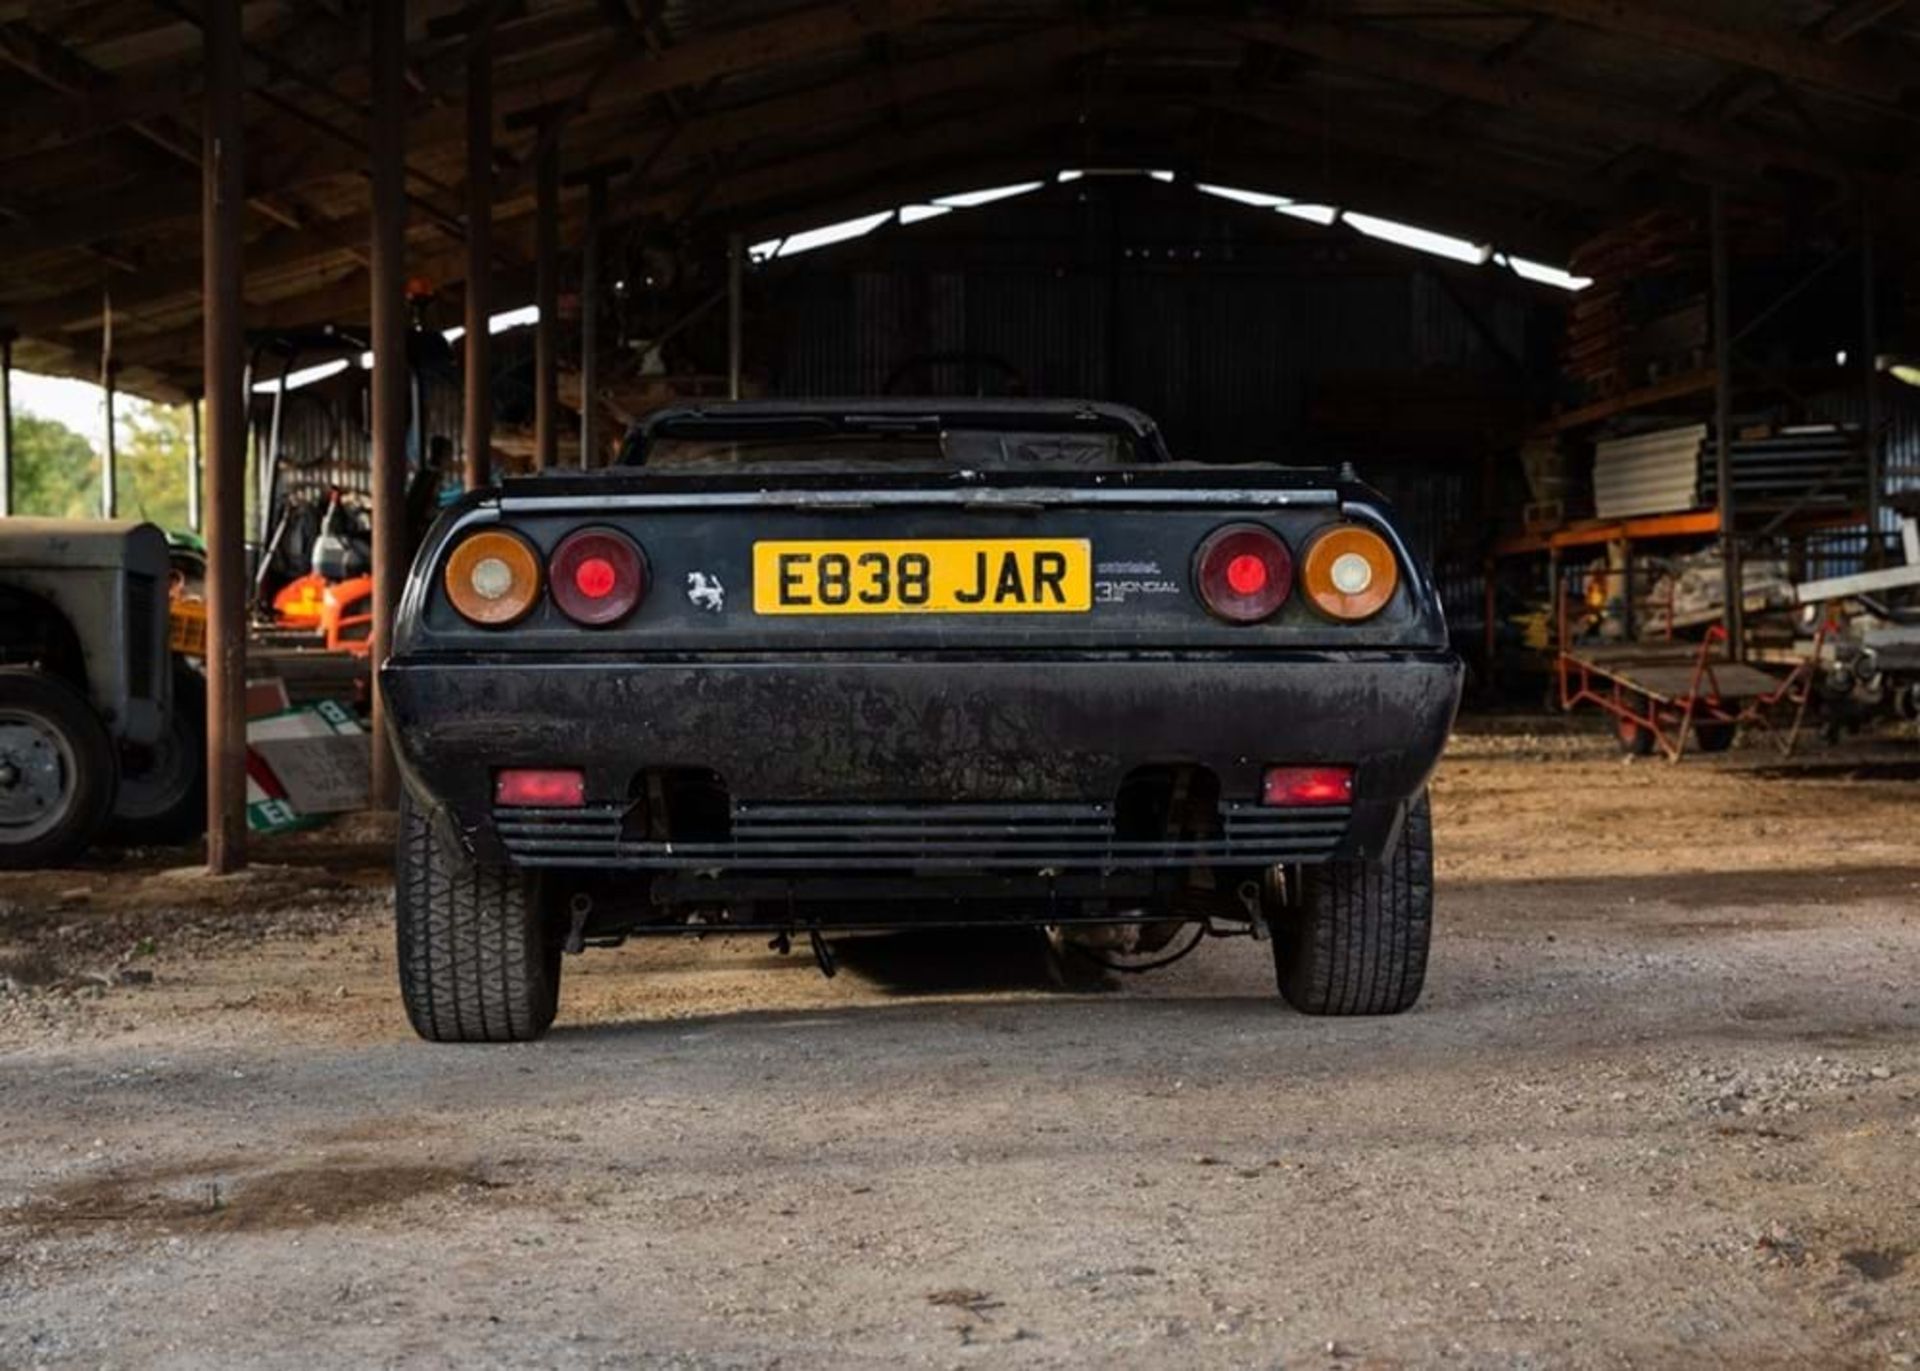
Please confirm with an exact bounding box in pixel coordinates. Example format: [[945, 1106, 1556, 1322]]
[[564, 892, 592, 955], [1240, 880, 1269, 943], [807, 928, 837, 979]]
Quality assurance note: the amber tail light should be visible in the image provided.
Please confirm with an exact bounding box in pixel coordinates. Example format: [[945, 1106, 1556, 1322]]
[[1301, 525, 1399, 621], [444, 529, 543, 626]]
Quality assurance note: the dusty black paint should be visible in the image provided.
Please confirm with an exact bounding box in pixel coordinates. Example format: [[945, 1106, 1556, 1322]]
[[383, 402, 1461, 910]]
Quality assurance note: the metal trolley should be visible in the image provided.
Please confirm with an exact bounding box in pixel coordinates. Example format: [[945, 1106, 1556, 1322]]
[[1556, 573, 1826, 762]]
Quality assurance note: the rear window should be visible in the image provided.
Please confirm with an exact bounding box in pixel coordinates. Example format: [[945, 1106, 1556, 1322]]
[[637, 429, 1141, 472]]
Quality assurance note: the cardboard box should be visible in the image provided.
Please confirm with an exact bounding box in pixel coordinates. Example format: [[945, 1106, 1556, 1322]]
[[246, 700, 369, 821]]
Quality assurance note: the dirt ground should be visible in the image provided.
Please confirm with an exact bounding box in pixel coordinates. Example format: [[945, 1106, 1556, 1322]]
[[3, 716, 1919, 1369]]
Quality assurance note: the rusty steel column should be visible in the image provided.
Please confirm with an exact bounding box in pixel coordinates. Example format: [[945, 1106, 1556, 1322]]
[[579, 174, 605, 468], [368, 0, 408, 808], [533, 129, 559, 470], [1862, 202, 1882, 566], [101, 364, 117, 520], [463, 19, 492, 491], [1710, 185, 1743, 661], [727, 232, 743, 400], [202, 0, 247, 873], [0, 332, 13, 518]]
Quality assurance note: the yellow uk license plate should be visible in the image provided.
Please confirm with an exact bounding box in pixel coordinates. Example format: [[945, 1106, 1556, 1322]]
[[752, 539, 1092, 614]]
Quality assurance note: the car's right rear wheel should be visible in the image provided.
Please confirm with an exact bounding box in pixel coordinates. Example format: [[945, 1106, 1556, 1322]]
[[395, 788, 562, 1043], [1268, 791, 1432, 1015]]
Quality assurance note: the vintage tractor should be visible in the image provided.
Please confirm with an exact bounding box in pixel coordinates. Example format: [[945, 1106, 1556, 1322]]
[[0, 518, 203, 868]]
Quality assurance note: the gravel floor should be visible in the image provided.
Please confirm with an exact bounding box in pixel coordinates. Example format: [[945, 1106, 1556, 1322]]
[[2, 721, 1918, 1369]]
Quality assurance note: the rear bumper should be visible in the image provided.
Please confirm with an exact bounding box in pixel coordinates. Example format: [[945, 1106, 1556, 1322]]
[[381, 650, 1461, 872]]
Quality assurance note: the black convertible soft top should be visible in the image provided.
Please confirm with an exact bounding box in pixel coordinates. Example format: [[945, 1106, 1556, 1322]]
[[620, 398, 1174, 466]]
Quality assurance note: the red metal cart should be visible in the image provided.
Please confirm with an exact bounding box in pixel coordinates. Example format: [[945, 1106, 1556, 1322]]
[[1556, 581, 1825, 761]]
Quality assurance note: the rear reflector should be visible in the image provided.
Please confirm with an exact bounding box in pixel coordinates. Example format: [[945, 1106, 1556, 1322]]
[[1261, 766, 1353, 807], [494, 768, 586, 808]]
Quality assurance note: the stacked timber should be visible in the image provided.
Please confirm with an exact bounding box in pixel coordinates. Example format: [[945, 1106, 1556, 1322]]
[[1563, 212, 1702, 401]]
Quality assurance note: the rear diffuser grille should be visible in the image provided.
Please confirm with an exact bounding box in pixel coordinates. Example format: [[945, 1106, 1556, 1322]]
[[493, 800, 1349, 871]]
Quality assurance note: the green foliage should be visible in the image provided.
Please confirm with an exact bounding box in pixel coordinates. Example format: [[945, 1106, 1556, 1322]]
[[8, 412, 98, 518], [8, 401, 195, 530], [116, 402, 194, 531]]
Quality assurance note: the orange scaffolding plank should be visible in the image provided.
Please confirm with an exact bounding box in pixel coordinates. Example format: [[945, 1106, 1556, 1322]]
[[1532, 369, 1718, 435], [1493, 508, 1720, 557]]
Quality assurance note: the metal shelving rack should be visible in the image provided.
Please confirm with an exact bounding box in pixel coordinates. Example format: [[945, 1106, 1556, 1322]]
[[1483, 191, 1887, 685]]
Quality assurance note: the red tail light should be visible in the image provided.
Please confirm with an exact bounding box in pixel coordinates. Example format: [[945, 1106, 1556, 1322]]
[[1194, 523, 1293, 623], [1261, 766, 1353, 807], [549, 527, 647, 625], [494, 768, 586, 808]]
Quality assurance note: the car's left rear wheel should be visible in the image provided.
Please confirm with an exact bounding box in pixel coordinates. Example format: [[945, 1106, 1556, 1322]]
[[395, 788, 562, 1043]]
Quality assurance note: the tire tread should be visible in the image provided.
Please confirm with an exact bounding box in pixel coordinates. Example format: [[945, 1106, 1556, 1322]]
[[395, 790, 558, 1043], [1273, 791, 1433, 1016]]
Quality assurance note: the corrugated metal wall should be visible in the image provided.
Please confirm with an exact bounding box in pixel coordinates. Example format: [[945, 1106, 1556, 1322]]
[[246, 360, 461, 503], [1791, 381, 1920, 579], [763, 178, 1538, 465], [757, 178, 1548, 647], [244, 355, 461, 575]]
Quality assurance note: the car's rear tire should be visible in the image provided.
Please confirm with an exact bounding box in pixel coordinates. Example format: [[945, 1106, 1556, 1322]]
[[0, 668, 118, 870], [1269, 791, 1432, 1015], [395, 788, 562, 1043]]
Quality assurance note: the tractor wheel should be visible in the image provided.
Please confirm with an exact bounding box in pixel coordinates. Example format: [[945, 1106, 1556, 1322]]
[[0, 668, 118, 870], [111, 661, 207, 846]]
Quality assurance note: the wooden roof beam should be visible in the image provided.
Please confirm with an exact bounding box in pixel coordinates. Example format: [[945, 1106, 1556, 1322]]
[[0, 4, 366, 164], [0, 0, 991, 259], [575, 0, 987, 114], [1813, 0, 1912, 45], [1226, 15, 1859, 189], [105, 115, 1083, 375], [1479, 0, 1914, 106], [557, 20, 1131, 183], [9, 20, 1127, 334], [1217, 90, 1618, 214]]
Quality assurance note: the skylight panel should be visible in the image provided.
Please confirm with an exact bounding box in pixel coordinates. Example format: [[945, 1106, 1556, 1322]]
[[1341, 212, 1490, 265], [1195, 182, 1292, 209], [1501, 254, 1593, 292], [933, 181, 1046, 209], [251, 359, 350, 393], [898, 204, 954, 225]]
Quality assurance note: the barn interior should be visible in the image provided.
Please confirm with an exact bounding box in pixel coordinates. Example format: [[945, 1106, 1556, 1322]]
[[5, 1, 1919, 864], [3, 5, 1920, 1364]]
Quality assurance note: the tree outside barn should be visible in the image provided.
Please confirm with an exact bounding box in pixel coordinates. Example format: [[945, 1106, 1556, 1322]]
[[10, 391, 194, 529]]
